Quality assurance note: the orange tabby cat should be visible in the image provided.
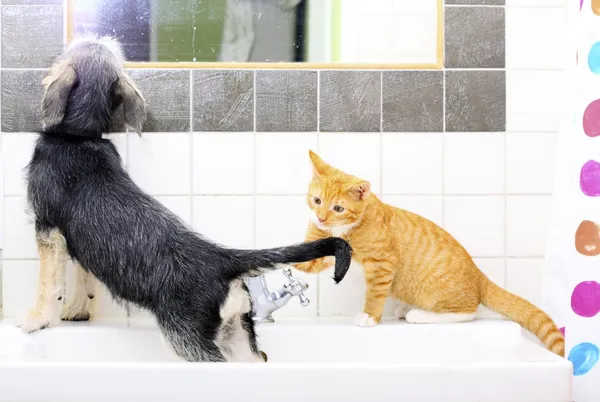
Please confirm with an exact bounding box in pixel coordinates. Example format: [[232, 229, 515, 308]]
[[294, 150, 565, 357]]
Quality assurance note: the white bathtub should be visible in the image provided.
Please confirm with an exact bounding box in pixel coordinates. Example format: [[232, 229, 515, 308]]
[[0, 318, 571, 402]]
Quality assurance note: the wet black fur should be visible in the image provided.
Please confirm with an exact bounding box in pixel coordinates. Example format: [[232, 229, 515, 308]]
[[26, 38, 352, 362]]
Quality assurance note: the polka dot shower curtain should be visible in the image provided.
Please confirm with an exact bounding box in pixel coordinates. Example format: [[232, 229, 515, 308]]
[[542, 0, 600, 399]]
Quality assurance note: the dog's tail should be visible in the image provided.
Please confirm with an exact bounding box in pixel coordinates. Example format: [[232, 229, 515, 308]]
[[231, 238, 352, 283]]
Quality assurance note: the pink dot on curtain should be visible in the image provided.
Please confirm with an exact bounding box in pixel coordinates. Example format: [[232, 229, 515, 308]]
[[583, 99, 600, 137]]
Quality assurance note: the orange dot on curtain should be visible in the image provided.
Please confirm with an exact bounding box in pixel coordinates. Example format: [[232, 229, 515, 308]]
[[592, 0, 600, 16]]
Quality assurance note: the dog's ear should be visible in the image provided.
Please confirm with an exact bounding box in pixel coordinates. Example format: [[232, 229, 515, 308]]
[[41, 60, 77, 130], [113, 74, 147, 135]]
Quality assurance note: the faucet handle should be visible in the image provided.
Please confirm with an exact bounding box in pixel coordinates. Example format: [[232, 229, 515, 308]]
[[298, 292, 310, 307], [282, 267, 295, 282], [282, 268, 310, 307]]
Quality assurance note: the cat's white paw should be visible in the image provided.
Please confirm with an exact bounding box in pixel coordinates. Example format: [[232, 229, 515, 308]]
[[354, 312, 377, 327], [394, 304, 411, 319], [16, 310, 52, 333], [405, 309, 431, 324]]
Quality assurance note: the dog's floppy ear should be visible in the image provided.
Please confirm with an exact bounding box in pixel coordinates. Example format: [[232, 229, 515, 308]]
[[113, 74, 147, 135], [41, 60, 77, 130]]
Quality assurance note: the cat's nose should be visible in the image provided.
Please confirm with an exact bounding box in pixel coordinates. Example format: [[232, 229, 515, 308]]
[[318, 217, 326, 223]]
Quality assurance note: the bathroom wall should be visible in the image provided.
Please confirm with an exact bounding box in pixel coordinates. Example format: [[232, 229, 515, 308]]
[[0, 0, 565, 322]]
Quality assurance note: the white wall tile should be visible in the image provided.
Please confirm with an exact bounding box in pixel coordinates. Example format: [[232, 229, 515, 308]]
[[507, 70, 565, 132], [444, 196, 505, 257], [2, 260, 39, 318], [506, 7, 566, 69], [111, 134, 128, 167], [128, 133, 191, 195], [506, 258, 546, 307], [318, 262, 397, 318], [255, 195, 309, 248], [382, 133, 443, 194], [444, 133, 505, 195], [475, 258, 506, 288], [506, 133, 557, 194], [256, 133, 317, 194], [155, 196, 192, 226], [318, 262, 365, 318], [3, 134, 37, 196], [474, 258, 506, 319], [507, 195, 552, 256], [319, 133, 382, 194], [382, 195, 443, 227], [193, 133, 254, 195], [193, 196, 254, 249], [3, 197, 37, 259]]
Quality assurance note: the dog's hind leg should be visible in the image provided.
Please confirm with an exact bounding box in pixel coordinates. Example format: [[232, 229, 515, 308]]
[[61, 262, 99, 322], [156, 319, 228, 362], [16, 228, 67, 332], [223, 313, 265, 363]]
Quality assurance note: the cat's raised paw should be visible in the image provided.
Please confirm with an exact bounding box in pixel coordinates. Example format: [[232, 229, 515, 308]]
[[354, 312, 377, 327], [16, 310, 51, 333]]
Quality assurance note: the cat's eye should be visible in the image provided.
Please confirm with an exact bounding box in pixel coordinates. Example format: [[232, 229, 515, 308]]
[[333, 205, 345, 213], [313, 197, 321, 205]]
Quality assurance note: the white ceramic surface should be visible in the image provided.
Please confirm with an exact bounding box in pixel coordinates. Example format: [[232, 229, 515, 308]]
[[0, 318, 572, 402]]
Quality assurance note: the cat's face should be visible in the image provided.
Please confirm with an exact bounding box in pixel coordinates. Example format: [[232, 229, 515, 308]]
[[306, 151, 371, 232]]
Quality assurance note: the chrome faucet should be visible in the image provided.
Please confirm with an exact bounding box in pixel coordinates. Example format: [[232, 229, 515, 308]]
[[244, 268, 310, 323]]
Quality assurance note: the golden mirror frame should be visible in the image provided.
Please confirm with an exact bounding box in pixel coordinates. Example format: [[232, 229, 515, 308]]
[[66, 0, 444, 70]]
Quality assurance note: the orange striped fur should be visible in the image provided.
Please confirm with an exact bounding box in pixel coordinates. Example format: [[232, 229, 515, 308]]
[[294, 150, 565, 357]]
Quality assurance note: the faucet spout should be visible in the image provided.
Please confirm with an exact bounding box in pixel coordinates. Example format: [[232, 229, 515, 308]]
[[244, 268, 310, 323]]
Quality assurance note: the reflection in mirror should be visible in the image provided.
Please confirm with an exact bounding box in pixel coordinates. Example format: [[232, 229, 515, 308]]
[[69, 0, 441, 65]]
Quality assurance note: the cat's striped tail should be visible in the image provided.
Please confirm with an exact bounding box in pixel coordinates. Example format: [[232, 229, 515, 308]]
[[479, 274, 565, 357]]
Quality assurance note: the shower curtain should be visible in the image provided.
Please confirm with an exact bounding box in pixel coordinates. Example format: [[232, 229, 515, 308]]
[[542, 1, 600, 400]]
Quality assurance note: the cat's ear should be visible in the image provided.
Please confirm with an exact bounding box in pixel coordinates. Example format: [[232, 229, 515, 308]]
[[348, 181, 371, 200], [309, 150, 334, 176]]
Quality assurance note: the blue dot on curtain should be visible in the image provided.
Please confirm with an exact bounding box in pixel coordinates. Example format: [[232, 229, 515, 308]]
[[588, 42, 600, 74]]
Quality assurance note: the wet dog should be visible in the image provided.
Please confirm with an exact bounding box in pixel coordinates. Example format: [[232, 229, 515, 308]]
[[18, 36, 352, 362]]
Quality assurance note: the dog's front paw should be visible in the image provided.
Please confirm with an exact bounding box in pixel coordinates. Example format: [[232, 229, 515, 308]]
[[61, 303, 91, 322], [354, 312, 378, 328], [16, 310, 51, 333], [61, 309, 91, 322]]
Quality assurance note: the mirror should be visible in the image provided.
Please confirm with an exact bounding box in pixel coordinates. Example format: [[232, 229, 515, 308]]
[[68, 0, 442, 68]]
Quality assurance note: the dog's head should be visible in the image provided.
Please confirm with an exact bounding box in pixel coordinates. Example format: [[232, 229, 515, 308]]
[[42, 36, 147, 137]]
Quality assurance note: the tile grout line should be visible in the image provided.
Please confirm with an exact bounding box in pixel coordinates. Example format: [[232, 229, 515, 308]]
[[1, 192, 555, 197], [380, 71, 384, 196], [0, 0, 3, 316], [252, 70, 257, 249], [316, 70, 320, 317], [189, 70, 194, 227], [441, 61, 446, 227], [503, 3, 509, 290], [504, 130, 509, 289], [2, 255, 550, 262]]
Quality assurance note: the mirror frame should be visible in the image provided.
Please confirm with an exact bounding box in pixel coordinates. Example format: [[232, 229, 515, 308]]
[[66, 0, 444, 69]]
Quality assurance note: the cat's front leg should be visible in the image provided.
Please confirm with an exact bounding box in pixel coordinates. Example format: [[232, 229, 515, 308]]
[[355, 261, 395, 328]]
